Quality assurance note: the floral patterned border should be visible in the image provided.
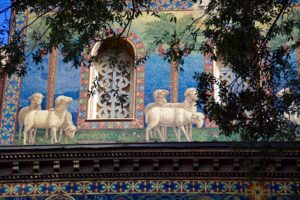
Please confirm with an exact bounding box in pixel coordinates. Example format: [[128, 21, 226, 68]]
[[77, 28, 146, 129], [0, 13, 27, 145], [0, 180, 299, 200]]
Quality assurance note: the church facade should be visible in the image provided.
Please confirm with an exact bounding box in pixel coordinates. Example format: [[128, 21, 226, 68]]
[[0, 1, 225, 146], [0, 1, 299, 145], [0, 1, 300, 199]]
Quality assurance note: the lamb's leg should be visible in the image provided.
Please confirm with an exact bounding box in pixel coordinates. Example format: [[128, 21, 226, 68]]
[[50, 127, 57, 144], [58, 129, 63, 143], [155, 127, 159, 139], [18, 122, 23, 140], [153, 127, 160, 140], [34, 129, 37, 143], [54, 128, 58, 143], [188, 124, 193, 141], [145, 116, 159, 142], [173, 127, 181, 141], [162, 127, 167, 141], [153, 127, 164, 141], [156, 126, 165, 142], [29, 129, 33, 144], [180, 126, 190, 141], [184, 125, 191, 141], [149, 129, 154, 140], [31, 129, 37, 144], [146, 123, 157, 142], [145, 127, 151, 142], [23, 127, 31, 145]]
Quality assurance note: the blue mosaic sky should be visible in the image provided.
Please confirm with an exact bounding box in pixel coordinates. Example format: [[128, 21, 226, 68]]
[[0, 0, 11, 44]]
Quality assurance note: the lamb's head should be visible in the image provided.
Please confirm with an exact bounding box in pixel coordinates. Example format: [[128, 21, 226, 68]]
[[192, 112, 205, 128], [55, 96, 73, 106], [153, 89, 169, 105], [64, 125, 77, 139], [184, 88, 198, 102], [29, 93, 44, 107], [276, 88, 291, 97]]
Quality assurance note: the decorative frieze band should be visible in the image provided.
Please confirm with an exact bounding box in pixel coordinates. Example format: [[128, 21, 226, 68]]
[[0, 143, 299, 183]]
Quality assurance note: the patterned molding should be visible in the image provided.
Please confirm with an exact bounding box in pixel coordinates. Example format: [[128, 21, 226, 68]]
[[0, 13, 27, 145], [77, 28, 146, 129], [0, 143, 300, 199], [0, 180, 299, 200], [0, 142, 300, 183]]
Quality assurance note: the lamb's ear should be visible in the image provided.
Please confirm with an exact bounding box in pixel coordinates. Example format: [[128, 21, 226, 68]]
[[55, 96, 63, 105], [163, 90, 169, 95]]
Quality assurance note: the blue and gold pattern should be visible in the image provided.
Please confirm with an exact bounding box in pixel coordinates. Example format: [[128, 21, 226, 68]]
[[0, 180, 299, 199], [0, 13, 27, 145]]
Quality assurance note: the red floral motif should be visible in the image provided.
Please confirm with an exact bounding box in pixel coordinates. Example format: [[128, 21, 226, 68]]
[[39, 48, 48, 58], [157, 45, 165, 56]]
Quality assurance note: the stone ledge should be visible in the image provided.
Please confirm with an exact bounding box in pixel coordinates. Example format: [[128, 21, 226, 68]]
[[0, 142, 299, 182]]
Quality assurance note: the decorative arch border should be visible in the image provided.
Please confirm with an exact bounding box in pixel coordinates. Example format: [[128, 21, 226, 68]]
[[0, 12, 27, 145], [77, 28, 146, 129]]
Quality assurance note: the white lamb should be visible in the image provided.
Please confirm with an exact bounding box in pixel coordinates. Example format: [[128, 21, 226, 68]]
[[58, 112, 76, 143], [145, 107, 204, 142], [162, 87, 199, 140], [144, 89, 169, 115], [23, 96, 73, 145], [163, 87, 198, 112], [18, 93, 44, 140], [144, 89, 169, 141], [60, 125, 77, 143], [43, 111, 77, 143]]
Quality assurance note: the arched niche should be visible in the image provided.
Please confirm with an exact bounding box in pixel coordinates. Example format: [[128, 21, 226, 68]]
[[88, 38, 136, 120], [77, 29, 146, 129]]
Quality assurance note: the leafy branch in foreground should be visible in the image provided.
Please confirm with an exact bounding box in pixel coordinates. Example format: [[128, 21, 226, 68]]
[[196, 0, 300, 142], [142, 12, 203, 102], [0, 0, 153, 76]]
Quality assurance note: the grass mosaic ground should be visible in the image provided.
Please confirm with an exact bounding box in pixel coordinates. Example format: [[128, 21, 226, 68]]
[[14, 128, 239, 145]]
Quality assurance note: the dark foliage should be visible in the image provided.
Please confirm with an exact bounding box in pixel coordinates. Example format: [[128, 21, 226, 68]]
[[195, 0, 300, 142]]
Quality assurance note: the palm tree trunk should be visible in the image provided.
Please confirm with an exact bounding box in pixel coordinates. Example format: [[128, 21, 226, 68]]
[[46, 47, 58, 109], [170, 60, 179, 103]]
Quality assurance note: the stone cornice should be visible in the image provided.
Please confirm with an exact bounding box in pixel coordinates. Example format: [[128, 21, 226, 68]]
[[0, 142, 299, 182]]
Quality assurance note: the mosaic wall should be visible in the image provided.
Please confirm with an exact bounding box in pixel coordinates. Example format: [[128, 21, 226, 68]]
[[0, 0, 299, 145], [0, 180, 299, 200]]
